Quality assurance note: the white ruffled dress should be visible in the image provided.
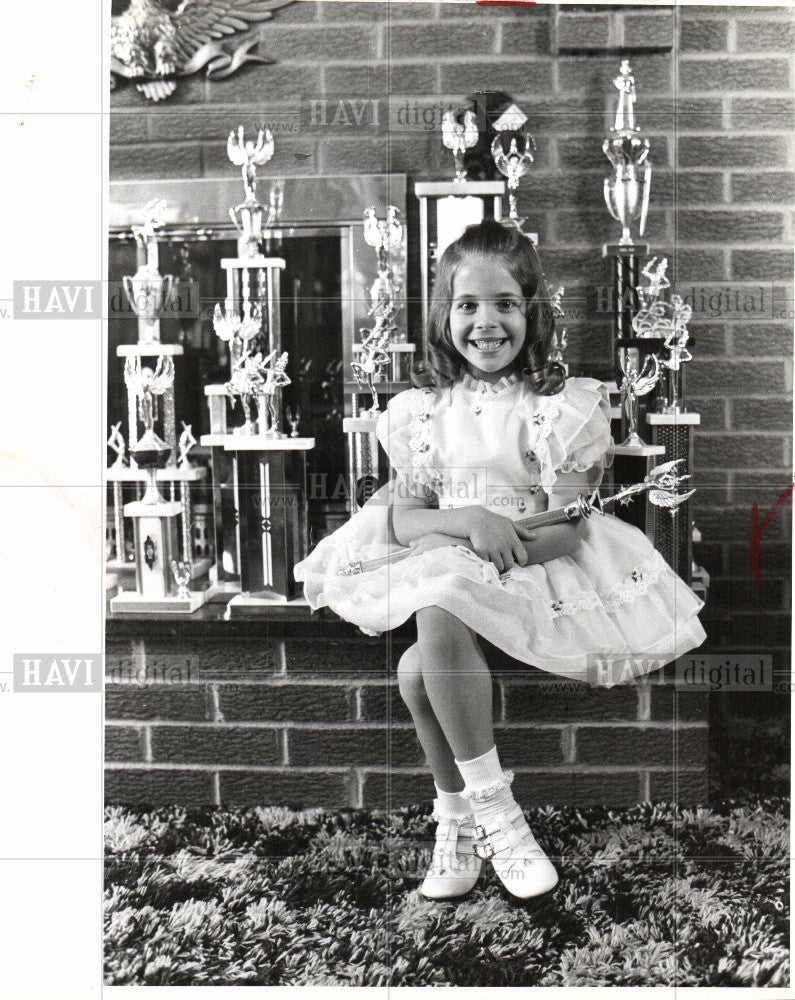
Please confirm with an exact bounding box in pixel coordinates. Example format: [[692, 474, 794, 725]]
[[294, 373, 706, 687]]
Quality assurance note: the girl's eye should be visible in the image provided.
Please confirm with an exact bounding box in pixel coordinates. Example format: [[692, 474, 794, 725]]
[[457, 301, 476, 311], [497, 299, 519, 311]]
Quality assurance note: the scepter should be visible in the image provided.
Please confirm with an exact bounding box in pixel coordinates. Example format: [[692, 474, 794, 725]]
[[338, 460, 694, 576]]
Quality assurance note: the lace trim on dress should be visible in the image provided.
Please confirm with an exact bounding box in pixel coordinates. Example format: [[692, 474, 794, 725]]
[[548, 554, 667, 619], [460, 371, 522, 395], [408, 388, 442, 492], [528, 394, 563, 491]]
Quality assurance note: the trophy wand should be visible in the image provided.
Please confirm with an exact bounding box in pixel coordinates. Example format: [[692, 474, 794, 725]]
[[338, 461, 694, 575]]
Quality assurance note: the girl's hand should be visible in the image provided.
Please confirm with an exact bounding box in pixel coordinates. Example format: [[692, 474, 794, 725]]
[[464, 506, 537, 573]]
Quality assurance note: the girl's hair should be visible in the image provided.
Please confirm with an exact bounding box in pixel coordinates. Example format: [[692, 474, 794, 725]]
[[412, 219, 565, 396]]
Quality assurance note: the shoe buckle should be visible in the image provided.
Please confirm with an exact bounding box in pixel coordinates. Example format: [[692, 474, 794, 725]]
[[472, 823, 494, 859]]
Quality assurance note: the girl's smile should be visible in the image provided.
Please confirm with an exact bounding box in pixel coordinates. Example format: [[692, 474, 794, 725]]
[[448, 256, 527, 382]]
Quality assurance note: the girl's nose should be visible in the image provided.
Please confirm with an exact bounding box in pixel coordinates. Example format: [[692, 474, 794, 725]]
[[474, 303, 499, 328]]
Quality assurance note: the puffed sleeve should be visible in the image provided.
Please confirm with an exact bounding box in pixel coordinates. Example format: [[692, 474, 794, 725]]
[[375, 388, 438, 500], [527, 377, 613, 493]]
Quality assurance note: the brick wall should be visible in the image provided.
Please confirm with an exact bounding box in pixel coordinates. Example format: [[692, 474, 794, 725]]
[[108, 1, 792, 808], [105, 633, 708, 808]]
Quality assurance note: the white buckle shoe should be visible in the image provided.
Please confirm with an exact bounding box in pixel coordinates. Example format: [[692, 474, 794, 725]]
[[420, 805, 483, 900], [463, 771, 559, 900]]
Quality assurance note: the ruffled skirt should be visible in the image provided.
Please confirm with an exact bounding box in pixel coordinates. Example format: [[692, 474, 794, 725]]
[[294, 489, 706, 688]]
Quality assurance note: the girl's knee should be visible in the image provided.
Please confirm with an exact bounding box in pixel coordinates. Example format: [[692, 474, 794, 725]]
[[416, 605, 473, 658], [396, 643, 426, 703]]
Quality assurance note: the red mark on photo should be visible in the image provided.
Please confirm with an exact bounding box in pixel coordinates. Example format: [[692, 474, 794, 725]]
[[476, 1, 536, 6], [750, 482, 794, 585]]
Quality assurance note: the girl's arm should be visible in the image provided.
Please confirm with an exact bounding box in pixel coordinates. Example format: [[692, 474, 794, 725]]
[[391, 485, 535, 573]]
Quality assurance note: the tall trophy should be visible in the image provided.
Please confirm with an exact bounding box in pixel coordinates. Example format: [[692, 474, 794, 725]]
[[345, 207, 412, 513], [122, 199, 175, 345], [603, 60, 652, 248], [200, 125, 315, 609], [111, 356, 207, 612], [491, 107, 535, 230]]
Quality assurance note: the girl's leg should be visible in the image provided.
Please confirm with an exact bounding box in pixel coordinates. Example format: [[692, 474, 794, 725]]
[[414, 605, 495, 761], [414, 606, 558, 900], [396, 643, 465, 793]]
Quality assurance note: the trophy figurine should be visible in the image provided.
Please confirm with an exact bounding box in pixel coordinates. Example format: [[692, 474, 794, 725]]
[[441, 109, 478, 182], [603, 61, 652, 246], [170, 560, 192, 600], [213, 301, 263, 371], [632, 257, 693, 412], [123, 355, 176, 463], [177, 422, 197, 469], [227, 126, 276, 258], [225, 351, 264, 435], [258, 350, 291, 437], [491, 124, 535, 228], [107, 422, 127, 469], [122, 199, 175, 345], [619, 351, 660, 448], [351, 330, 391, 415]]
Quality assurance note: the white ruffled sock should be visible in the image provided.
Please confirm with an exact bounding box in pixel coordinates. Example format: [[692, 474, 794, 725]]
[[433, 781, 472, 819], [455, 745, 515, 822]]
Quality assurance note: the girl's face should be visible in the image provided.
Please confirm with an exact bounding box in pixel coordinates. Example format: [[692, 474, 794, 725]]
[[448, 255, 527, 382]]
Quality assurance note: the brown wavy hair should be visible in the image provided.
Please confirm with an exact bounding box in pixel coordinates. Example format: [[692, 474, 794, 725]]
[[412, 219, 565, 396]]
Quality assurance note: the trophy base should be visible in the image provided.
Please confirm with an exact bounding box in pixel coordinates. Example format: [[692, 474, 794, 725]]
[[106, 573, 120, 597], [225, 591, 310, 618], [110, 590, 208, 614], [612, 441, 666, 458]]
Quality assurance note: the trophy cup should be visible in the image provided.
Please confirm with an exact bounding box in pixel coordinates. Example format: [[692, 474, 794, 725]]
[[111, 356, 206, 613], [441, 109, 478, 182], [603, 61, 652, 247], [285, 406, 301, 437], [122, 199, 175, 345], [227, 126, 276, 259], [491, 123, 535, 229], [619, 351, 660, 448]]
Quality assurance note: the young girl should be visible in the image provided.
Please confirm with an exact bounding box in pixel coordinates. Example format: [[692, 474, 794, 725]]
[[295, 220, 706, 902]]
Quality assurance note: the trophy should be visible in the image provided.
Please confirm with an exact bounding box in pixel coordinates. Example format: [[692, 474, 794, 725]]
[[603, 61, 652, 246], [441, 109, 478, 182], [351, 328, 391, 415], [111, 349, 205, 612], [491, 123, 535, 228], [619, 351, 660, 448], [122, 199, 175, 345], [285, 406, 301, 437], [632, 258, 693, 413], [227, 126, 276, 258]]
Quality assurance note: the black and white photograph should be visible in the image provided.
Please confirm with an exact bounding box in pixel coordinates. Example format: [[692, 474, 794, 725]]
[[0, 0, 792, 994]]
